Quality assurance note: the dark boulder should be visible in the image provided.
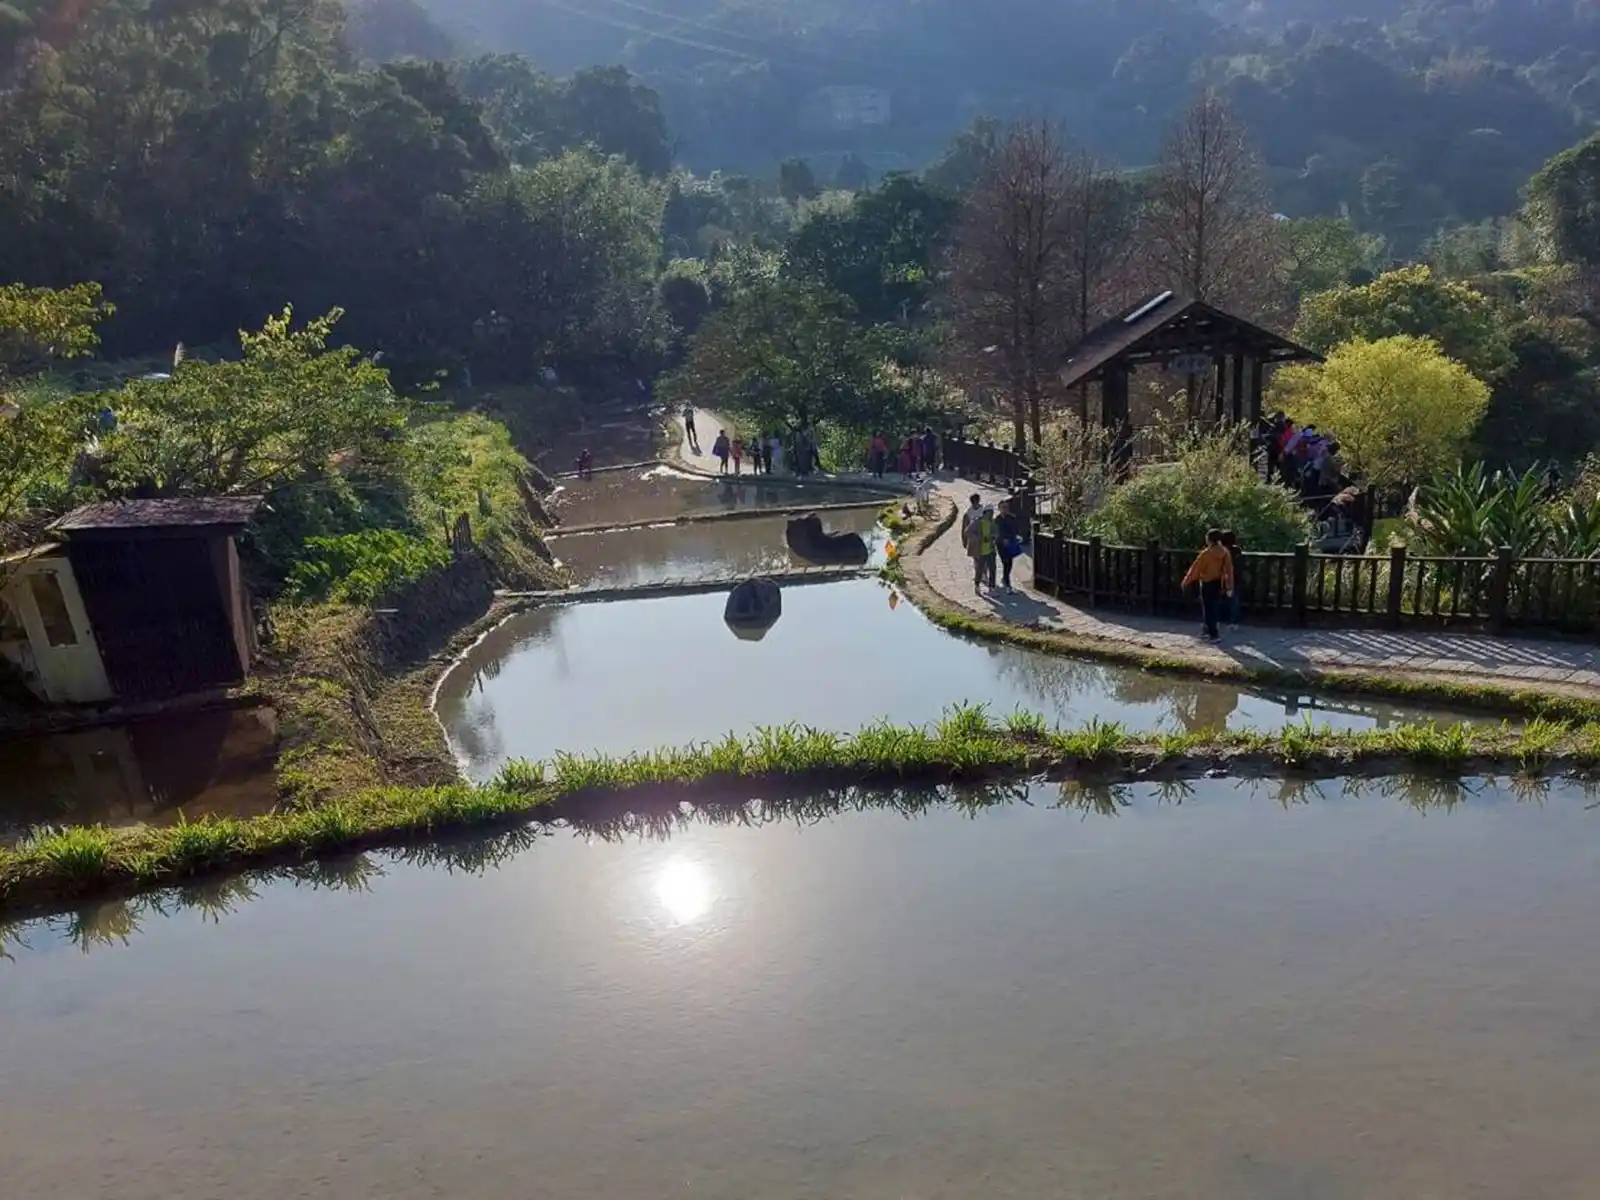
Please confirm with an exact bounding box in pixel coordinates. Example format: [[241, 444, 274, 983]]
[[724, 577, 782, 641], [785, 513, 870, 565]]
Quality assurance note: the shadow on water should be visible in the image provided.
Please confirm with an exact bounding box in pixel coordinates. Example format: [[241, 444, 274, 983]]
[[6, 772, 1592, 960], [0, 706, 280, 843]]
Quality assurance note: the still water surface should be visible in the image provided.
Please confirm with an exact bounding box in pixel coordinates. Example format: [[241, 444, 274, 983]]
[[554, 467, 894, 528], [4, 777, 1598, 1198], [0, 706, 279, 841], [551, 510, 888, 587], [436, 579, 1471, 779]]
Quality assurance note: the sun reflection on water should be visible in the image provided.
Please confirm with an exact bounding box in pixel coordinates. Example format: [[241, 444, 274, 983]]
[[654, 858, 714, 925]]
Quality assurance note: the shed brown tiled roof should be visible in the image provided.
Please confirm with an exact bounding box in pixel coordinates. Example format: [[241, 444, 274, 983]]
[[51, 496, 265, 534]]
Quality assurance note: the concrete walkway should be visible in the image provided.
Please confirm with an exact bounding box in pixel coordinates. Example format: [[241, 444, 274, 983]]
[[918, 481, 1600, 693], [672, 407, 916, 492]]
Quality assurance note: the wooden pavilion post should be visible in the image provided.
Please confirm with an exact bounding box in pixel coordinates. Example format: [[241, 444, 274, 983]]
[[1249, 358, 1266, 422], [1231, 352, 1245, 424]]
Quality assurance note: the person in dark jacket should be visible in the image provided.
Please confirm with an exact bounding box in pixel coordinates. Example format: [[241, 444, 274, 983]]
[[1221, 530, 1243, 627], [995, 500, 1024, 594]]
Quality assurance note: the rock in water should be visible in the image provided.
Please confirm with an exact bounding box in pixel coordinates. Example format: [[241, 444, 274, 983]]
[[785, 513, 870, 565], [725, 577, 782, 640]]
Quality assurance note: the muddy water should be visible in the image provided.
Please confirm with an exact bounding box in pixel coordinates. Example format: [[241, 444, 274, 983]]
[[4, 777, 1599, 1199], [435, 579, 1468, 779], [553, 466, 895, 528], [552, 510, 888, 587], [0, 705, 279, 840]]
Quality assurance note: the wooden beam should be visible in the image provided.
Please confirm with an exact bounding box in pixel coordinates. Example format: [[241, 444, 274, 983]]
[[1250, 358, 1266, 422], [1231, 352, 1245, 423]]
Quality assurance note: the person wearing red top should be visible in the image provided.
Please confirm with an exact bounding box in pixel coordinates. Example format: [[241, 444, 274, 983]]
[[868, 432, 888, 478]]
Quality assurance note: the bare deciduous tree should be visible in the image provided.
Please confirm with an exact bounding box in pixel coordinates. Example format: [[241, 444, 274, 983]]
[[1140, 89, 1284, 318], [941, 120, 1077, 454], [1062, 148, 1138, 420]]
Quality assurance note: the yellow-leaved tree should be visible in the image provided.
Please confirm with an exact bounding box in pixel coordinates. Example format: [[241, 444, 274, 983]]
[[1271, 335, 1490, 492]]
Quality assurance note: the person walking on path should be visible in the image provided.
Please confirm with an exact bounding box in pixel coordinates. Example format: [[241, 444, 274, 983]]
[[869, 431, 889, 479], [731, 435, 745, 476], [965, 503, 997, 593], [1221, 530, 1243, 628], [922, 428, 939, 474], [683, 404, 700, 454], [961, 493, 983, 541], [1182, 529, 1235, 642], [712, 429, 731, 474], [768, 432, 784, 475], [995, 499, 1023, 594]]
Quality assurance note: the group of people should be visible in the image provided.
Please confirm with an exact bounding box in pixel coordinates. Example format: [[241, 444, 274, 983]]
[[685, 405, 826, 478], [868, 429, 940, 479], [1261, 414, 1345, 496], [960, 493, 1027, 595]]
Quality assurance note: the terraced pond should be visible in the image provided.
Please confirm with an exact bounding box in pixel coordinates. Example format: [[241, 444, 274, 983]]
[[4, 776, 1598, 1199]]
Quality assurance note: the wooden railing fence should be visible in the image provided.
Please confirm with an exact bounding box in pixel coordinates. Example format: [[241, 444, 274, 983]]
[[1031, 533, 1600, 635]]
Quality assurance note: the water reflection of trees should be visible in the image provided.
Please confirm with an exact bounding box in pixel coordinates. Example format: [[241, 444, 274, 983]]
[[989, 648, 1246, 733], [4, 775, 1595, 959]]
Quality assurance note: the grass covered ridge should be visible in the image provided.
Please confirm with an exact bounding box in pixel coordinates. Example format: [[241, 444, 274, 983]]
[[7, 706, 1600, 919]]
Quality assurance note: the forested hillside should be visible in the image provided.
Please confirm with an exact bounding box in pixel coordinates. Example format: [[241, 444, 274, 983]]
[[396, 0, 1596, 249]]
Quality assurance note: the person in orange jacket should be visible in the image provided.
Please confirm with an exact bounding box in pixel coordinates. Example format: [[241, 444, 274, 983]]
[[1182, 528, 1235, 642]]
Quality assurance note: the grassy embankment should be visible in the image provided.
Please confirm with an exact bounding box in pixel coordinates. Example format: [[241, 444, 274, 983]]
[[889, 500, 1600, 725], [251, 409, 566, 804], [5, 704, 1600, 918]]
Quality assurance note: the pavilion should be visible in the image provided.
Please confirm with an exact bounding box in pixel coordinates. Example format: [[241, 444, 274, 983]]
[[1058, 291, 1323, 437]]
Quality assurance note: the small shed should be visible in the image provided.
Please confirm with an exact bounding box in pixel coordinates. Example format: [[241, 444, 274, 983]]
[[46, 496, 264, 703], [1059, 292, 1323, 435]]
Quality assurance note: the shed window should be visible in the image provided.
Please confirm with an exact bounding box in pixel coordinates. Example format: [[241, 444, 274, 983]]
[[28, 570, 79, 648]]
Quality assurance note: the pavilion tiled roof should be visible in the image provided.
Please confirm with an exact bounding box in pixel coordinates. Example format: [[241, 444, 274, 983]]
[[1059, 292, 1322, 390]]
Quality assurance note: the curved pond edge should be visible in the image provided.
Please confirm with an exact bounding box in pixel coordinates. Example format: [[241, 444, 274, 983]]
[[4, 709, 1599, 923], [895, 500, 1600, 726]]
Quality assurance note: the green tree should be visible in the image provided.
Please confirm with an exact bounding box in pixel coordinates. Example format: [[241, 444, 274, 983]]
[[96, 308, 405, 498], [659, 281, 902, 436], [783, 174, 959, 326], [1523, 131, 1600, 267], [1475, 320, 1600, 467], [778, 157, 819, 203], [0, 283, 113, 381], [1272, 335, 1491, 491], [453, 150, 668, 374], [562, 65, 672, 176], [924, 117, 1002, 194], [1281, 217, 1380, 298], [1294, 266, 1517, 381], [0, 387, 95, 549]]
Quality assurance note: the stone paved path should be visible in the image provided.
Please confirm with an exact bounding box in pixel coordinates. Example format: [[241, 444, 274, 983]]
[[919, 481, 1600, 693]]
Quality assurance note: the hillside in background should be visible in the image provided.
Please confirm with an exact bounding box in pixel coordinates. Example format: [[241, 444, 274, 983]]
[[381, 0, 1596, 248]]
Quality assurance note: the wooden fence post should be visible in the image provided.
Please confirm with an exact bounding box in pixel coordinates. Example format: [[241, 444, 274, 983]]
[[1292, 543, 1310, 627], [1144, 539, 1161, 613], [1489, 545, 1514, 631], [1387, 545, 1407, 629], [1088, 535, 1101, 608]]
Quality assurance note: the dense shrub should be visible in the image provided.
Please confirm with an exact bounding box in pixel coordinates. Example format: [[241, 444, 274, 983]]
[[285, 530, 451, 605], [1088, 436, 1313, 551]]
